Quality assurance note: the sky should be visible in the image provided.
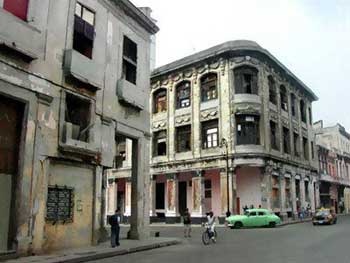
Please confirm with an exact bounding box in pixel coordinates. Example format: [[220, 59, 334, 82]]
[[133, 0, 350, 131]]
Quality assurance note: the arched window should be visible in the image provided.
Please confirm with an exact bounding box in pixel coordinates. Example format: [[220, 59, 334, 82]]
[[280, 85, 288, 111], [234, 66, 258, 95], [200, 73, 217, 102], [176, 81, 191, 109], [268, 76, 277, 104], [153, 88, 167, 113]]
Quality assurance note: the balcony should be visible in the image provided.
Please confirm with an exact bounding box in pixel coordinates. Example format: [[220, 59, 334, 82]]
[[63, 49, 103, 90], [0, 9, 44, 60], [117, 78, 145, 110]]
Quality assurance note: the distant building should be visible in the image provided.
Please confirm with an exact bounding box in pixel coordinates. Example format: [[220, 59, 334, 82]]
[[149, 40, 319, 223], [314, 121, 350, 213], [0, 0, 158, 255]]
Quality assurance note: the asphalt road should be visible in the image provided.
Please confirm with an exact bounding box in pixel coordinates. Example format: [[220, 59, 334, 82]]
[[92, 216, 350, 263]]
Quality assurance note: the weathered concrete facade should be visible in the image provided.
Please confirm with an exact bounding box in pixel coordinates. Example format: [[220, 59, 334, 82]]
[[0, 0, 158, 255], [149, 41, 319, 223], [314, 121, 350, 213]]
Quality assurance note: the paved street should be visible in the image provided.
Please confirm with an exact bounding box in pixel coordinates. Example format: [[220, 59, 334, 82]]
[[92, 216, 350, 263]]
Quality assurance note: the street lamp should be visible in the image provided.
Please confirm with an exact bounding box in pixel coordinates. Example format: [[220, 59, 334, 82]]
[[221, 138, 231, 217]]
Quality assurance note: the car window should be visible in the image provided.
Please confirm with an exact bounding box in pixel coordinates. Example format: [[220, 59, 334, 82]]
[[258, 211, 265, 216], [249, 211, 257, 216]]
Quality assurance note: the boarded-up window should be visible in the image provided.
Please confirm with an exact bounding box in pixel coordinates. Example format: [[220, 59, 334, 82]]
[[122, 36, 137, 84], [46, 186, 74, 223], [202, 120, 218, 148], [300, 100, 306, 123], [153, 130, 167, 156], [73, 2, 95, 59], [236, 115, 260, 145], [153, 89, 167, 113], [280, 85, 288, 111], [291, 93, 296, 117], [200, 73, 217, 102], [176, 125, 191, 152], [268, 76, 277, 105], [234, 66, 258, 95], [176, 81, 191, 109], [270, 121, 279, 150], [204, 179, 212, 198], [3, 0, 29, 21], [303, 137, 309, 160], [283, 127, 290, 154], [293, 132, 300, 157]]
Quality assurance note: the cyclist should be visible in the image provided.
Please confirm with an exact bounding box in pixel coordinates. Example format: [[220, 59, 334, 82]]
[[206, 211, 216, 241]]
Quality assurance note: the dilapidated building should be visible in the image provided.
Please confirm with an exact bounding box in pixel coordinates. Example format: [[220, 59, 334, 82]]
[[314, 121, 350, 213], [0, 0, 158, 256], [149, 41, 319, 223]]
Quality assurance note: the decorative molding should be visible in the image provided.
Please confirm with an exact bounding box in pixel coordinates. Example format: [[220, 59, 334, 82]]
[[200, 108, 218, 121], [152, 121, 167, 130], [175, 114, 191, 126], [270, 112, 278, 122], [233, 103, 261, 115], [281, 117, 289, 127], [37, 93, 53, 106]]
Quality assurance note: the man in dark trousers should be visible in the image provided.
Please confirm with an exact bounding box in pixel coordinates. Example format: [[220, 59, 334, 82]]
[[109, 208, 121, 247]]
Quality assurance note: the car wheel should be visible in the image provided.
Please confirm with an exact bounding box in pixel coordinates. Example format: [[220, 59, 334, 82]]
[[234, 222, 243, 229], [269, 222, 276, 228], [313, 223, 316, 226], [333, 218, 337, 224]]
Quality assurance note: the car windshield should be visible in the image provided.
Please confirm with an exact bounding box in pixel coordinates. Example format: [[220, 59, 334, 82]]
[[315, 210, 330, 216]]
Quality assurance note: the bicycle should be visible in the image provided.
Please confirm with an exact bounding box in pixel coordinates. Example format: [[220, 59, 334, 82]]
[[201, 222, 217, 245]]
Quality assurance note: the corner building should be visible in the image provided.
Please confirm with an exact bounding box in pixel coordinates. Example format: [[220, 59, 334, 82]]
[[0, 0, 158, 255], [150, 41, 319, 223]]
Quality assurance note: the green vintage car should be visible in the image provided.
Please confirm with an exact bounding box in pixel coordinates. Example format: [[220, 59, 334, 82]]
[[226, 209, 281, 229]]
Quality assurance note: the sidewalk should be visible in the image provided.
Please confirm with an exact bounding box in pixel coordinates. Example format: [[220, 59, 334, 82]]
[[3, 237, 181, 263]]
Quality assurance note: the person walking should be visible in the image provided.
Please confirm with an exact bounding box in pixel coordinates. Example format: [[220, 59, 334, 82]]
[[109, 208, 121, 247], [183, 208, 191, 238]]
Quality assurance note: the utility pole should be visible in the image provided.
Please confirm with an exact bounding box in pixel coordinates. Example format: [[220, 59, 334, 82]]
[[221, 138, 231, 217]]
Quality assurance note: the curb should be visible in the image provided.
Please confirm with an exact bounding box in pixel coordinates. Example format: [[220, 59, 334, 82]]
[[278, 219, 312, 227], [49, 239, 181, 263]]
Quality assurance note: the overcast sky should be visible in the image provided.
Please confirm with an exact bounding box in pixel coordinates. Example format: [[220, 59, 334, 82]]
[[133, 0, 350, 131]]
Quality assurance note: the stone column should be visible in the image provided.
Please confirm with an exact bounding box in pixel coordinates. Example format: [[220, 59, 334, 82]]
[[309, 178, 316, 213], [168, 82, 175, 161], [149, 175, 156, 217], [231, 169, 237, 214], [279, 175, 287, 218], [107, 180, 116, 215], [300, 177, 306, 208], [192, 171, 205, 219], [192, 72, 201, 158], [125, 180, 132, 216], [261, 166, 272, 210], [165, 174, 178, 222], [129, 136, 151, 240], [220, 168, 234, 215], [291, 174, 297, 218]]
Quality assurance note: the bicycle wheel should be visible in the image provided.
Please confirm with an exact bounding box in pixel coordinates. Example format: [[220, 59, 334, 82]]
[[202, 231, 210, 245]]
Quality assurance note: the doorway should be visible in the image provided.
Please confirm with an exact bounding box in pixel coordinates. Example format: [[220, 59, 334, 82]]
[[156, 182, 165, 211], [178, 181, 187, 216], [0, 94, 24, 251]]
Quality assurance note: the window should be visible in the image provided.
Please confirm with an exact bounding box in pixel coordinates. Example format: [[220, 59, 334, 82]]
[[176, 125, 191, 152], [204, 180, 212, 198], [122, 36, 137, 84], [308, 107, 312, 125], [65, 93, 91, 142], [73, 3, 95, 59], [234, 66, 258, 94], [282, 127, 290, 154], [236, 115, 260, 145], [249, 211, 257, 216], [46, 186, 74, 223], [176, 81, 191, 109], [153, 130, 167, 156], [311, 141, 314, 159], [270, 121, 279, 150], [280, 85, 288, 112], [202, 120, 218, 149], [293, 132, 300, 157], [153, 89, 167, 113], [303, 137, 309, 160], [291, 93, 296, 117], [258, 211, 266, 216], [300, 100, 306, 123], [200, 73, 217, 102], [3, 0, 29, 20], [268, 76, 277, 105]]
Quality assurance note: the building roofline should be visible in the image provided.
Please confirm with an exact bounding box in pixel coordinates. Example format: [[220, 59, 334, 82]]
[[112, 0, 159, 34], [151, 40, 318, 101]]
